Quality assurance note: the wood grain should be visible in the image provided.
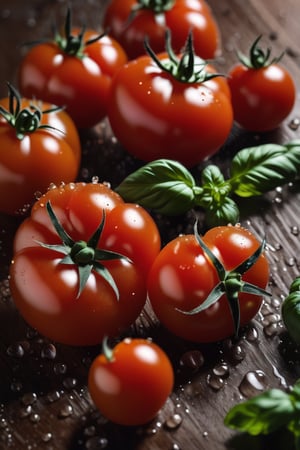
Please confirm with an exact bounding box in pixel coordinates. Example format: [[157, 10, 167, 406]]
[[0, 1, 300, 449]]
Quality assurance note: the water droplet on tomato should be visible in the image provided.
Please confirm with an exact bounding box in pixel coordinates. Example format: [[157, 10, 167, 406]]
[[239, 370, 268, 397]]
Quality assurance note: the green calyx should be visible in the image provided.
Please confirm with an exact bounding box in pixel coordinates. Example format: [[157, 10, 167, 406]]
[[38, 201, 131, 299], [0, 83, 62, 140], [177, 221, 271, 339], [132, 0, 175, 14], [54, 7, 104, 58], [238, 35, 284, 69], [145, 30, 223, 83]]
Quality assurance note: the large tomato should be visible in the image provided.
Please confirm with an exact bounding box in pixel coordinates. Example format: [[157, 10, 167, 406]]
[[9, 182, 161, 346], [88, 337, 174, 425], [18, 10, 128, 128], [147, 224, 270, 343], [108, 34, 233, 168], [0, 85, 80, 215], [228, 36, 296, 132], [103, 0, 220, 60]]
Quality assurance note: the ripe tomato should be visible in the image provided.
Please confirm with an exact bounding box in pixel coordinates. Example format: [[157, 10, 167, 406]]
[[10, 182, 161, 346], [0, 85, 80, 215], [108, 35, 233, 168], [18, 11, 128, 128], [228, 36, 296, 132], [103, 0, 220, 60], [147, 224, 270, 343], [88, 337, 174, 425]]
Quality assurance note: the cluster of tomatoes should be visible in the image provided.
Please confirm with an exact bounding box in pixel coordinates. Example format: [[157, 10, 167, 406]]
[[1, 0, 290, 426]]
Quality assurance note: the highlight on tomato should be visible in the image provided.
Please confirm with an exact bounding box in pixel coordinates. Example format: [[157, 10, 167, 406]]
[[103, 0, 221, 60], [147, 222, 270, 343], [0, 83, 80, 216], [17, 8, 128, 128], [9, 181, 161, 346], [108, 31, 233, 168], [88, 337, 174, 426], [228, 35, 296, 132]]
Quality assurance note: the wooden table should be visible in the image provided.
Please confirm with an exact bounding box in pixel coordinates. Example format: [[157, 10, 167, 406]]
[[1, 1, 300, 449]]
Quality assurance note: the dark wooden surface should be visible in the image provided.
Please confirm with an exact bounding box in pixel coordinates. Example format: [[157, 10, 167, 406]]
[[1, 1, 300, 449]]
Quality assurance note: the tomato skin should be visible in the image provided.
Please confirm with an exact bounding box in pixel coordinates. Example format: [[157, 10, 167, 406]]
[[18, 31, 128, 128], [10, 182, 161, 345], [103, 0, 220, 60], [10, 248, 146, 346], [0, 98, 80, 215], [147, 225, 270, 343], [108, 54, 233, 168], [228, 63, 296, 131], [88, 338, 174, 425]]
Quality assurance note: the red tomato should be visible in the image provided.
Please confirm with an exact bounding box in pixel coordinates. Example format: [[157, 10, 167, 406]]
[[147, 224, 270, 343], [10, 182, 161, 346], [18, 20, 128, 128], [228, 37, 296, 132], [103, 0, 220, 60], [88, 338, 174, 425], [108, 49, 233, 167], [0, 88, 80, 215]]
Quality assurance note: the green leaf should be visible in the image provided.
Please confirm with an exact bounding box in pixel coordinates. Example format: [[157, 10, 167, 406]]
[[205, 196, 240, 227], [116, 159, 197, 215], [230, 142, 300, 197], [224, 389, 295, 435]]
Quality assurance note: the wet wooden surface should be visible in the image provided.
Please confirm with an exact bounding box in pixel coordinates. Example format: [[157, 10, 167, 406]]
[[1, 1, 300, 449]]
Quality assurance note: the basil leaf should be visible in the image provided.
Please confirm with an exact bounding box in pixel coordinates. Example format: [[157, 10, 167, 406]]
[[224, 389, 295, 435], [230, 141, 300, 197], [116, 159, 198, 215]]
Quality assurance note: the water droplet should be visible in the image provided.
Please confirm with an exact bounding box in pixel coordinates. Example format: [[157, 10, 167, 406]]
[[171, 444, 181, 450], [85, 436, 108, 449], [54, 363, 67, 375], [212, 363, 229, 378], [46, 390, 61, 403], [164, 413, 183, 430], [245, 325, 259, 342], [286, 257, 296, 267], [41, 432, 52, 443], [230, 344, 246, 363], [30, 413, 40, 423], [179, 350, 204, 371], [239, 370, 268, 397], [58, 403, 73, 418], [288, 117, 300, 130], [291, 226, 299, 236], [10, 380, 23, 393], [7, 342, 25, 358], [206, 373, 224, 391], [21, 392, 37, 406], [41, 343, 57, 359]]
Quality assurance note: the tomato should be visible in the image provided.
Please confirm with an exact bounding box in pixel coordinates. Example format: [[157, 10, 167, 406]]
[[103, 0, 220, 60], [88, 337, 174, 425], [228, 36, 296, 132], [18, 11, 128, 128], [107, 35, 233, 168], [0, 85, 80, 215], [147, 224, 270, 343], [9, 182, 161, 346]]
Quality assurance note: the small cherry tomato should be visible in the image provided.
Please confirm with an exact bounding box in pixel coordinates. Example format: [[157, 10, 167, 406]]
[[108, 33, 233, 168], [228, 36, 296, 132], [103, 0, 220, 60], [147, 223, 270, 343], [88, 337, 174, 425], [18, 9, 128, 128], [10, 182, 161, 346], [0, 84, 80, 215]]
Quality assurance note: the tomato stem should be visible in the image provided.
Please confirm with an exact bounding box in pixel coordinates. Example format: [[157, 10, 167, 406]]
[[144, 29, 224, 84], [102, 336, 114, 362], [237, 35, 284, 69], [0, 83, 64, 140], [37, 201, 131, 299], [177, 221, 271, 339], [131, 0, 175, 15], [54, 7, 105, 58]]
